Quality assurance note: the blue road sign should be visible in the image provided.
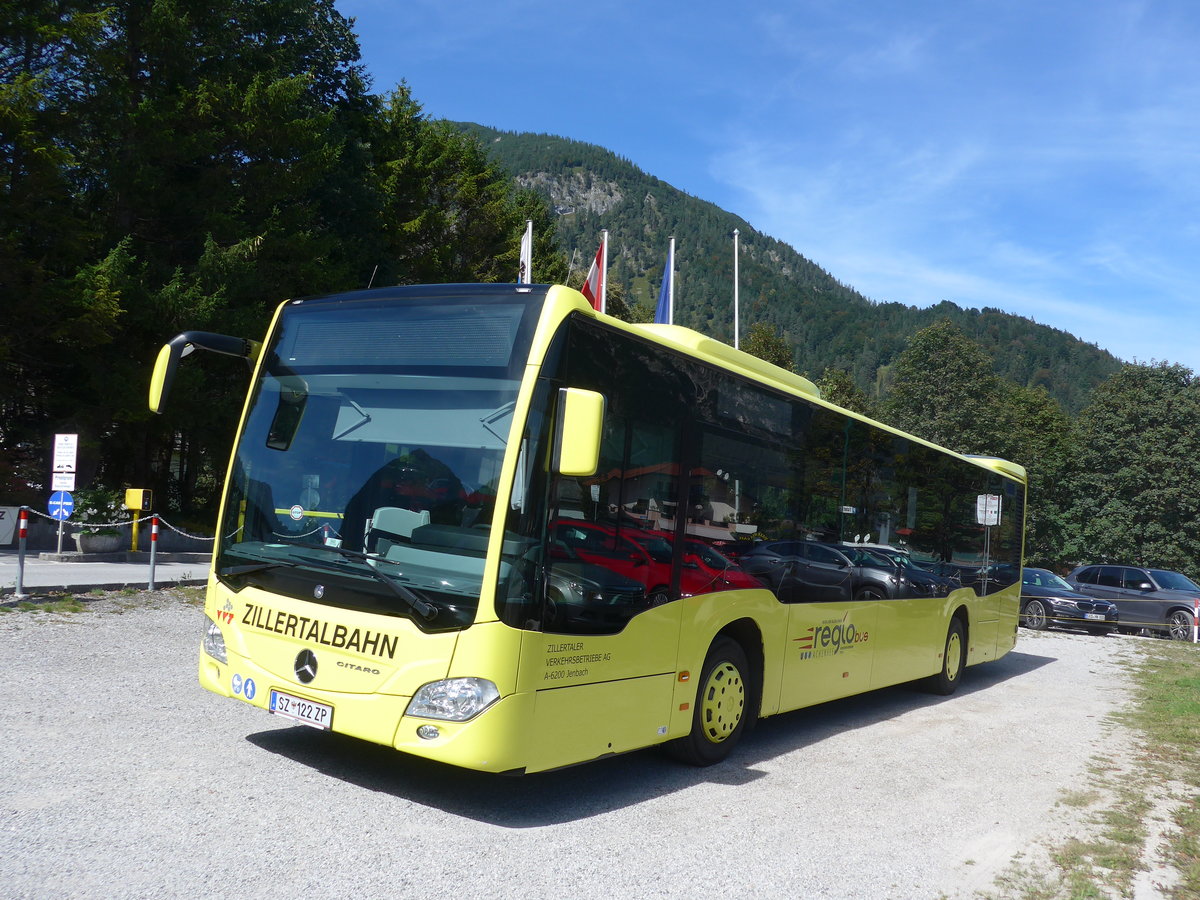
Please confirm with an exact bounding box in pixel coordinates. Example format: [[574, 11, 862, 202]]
[[48, 491, 74, 520]]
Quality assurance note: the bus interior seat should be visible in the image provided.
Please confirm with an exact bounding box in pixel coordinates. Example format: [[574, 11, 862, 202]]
[[366, 506, 430, 553]]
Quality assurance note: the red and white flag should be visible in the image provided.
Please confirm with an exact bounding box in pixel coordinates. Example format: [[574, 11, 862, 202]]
[[580, 231, 607, 312]]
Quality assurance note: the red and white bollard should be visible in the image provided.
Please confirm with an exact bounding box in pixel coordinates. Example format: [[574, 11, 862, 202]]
[[1193, 596, 1198, 644], [148, 515, 160, 590], [14, 507, 29, 599]]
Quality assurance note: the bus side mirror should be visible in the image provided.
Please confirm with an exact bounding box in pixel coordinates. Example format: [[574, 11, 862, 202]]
[[149, 331, 262, 414], [553, 388, 605, 477], [266, 378, 309, 451], [149, 338, 186, 414]]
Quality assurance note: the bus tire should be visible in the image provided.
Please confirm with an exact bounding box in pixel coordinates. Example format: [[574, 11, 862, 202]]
[[924, 617, 965, 696], [668, 636, 749, 766]]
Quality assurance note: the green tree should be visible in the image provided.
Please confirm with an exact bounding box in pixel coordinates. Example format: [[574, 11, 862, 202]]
[[1, 1, 567, 518], [881, 319, 1002, 454], [368, 88, 562, 286], [989, 382, 1076, 568], [0, 1, 109, 500], [1061, 362, 1200, 572], [882, 320, 1079, 568], [817, 368, 875, 416], [742, 322, 794, 371]]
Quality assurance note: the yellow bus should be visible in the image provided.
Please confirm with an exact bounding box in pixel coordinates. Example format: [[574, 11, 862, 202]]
[[150, 283, 1026, 774]]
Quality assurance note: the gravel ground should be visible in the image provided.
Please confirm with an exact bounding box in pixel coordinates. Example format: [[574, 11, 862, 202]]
[[0, 591, 1150, 899]]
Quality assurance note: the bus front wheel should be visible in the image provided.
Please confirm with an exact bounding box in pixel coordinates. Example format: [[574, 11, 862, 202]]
[[669, 636, 749, 766], [924, 618, 965, 696]]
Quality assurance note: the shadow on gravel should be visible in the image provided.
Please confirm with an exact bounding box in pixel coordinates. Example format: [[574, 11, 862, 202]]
[[246, 646, 1056, 827]]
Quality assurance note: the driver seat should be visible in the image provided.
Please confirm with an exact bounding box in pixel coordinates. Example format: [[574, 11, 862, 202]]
[[366, 506, 430, 553]]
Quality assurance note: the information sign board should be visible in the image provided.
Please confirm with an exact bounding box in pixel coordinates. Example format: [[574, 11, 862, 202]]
[[53, 433, 79, 473], [976, 494, 1002, 526]]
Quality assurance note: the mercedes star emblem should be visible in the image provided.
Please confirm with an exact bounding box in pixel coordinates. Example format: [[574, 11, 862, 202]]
[[294, 649, 318, 684]]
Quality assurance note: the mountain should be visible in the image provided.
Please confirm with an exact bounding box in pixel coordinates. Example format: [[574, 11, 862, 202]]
[[456, 123, 1122, 413]]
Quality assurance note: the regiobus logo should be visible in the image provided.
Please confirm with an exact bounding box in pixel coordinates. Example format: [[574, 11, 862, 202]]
[[793, 612, 870, 660]]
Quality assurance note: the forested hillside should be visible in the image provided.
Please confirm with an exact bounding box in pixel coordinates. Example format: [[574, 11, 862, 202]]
[[458, 125, 1121, 413]]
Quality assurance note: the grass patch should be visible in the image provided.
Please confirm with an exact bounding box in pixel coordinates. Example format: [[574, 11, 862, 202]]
[[0, 585, 206, 613], [1058, 790, 1100, 810], [9, 595, 88, 614], [989, 640, 1200, 898]]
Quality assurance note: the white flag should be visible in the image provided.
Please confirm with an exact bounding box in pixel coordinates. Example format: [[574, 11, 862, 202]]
[[518, 220, 533, 283]]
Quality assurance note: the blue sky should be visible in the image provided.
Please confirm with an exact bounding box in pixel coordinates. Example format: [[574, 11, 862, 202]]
[[336, 0, 1200, 372]]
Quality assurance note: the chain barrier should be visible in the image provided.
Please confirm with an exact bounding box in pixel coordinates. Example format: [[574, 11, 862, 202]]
[[7, 505, 211, 600], [273, 526, 324, 539], [19, 506, 216, 541], [143, 515, 217, 543]]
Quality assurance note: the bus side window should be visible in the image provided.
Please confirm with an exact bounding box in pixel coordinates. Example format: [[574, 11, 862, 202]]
[[541, 415, 681, 634]]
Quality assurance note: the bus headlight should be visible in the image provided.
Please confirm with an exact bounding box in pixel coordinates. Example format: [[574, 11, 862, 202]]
[[407, 677, 500, 721], [202, 616, 227, 664]]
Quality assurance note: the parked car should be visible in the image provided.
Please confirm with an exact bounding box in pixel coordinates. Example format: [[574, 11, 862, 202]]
[[1020, 567, 1118, 635], [631, 534, 765, 593], [552, 520, 762, 604], [918, 560, 981, 586], [738, 541, 845, 602], [847, 545, 957, 596], [1065, 564, 1200, 640], [544, 558, 650, 633], [739, 540, 947, 603], [835, 544, 955, 598]]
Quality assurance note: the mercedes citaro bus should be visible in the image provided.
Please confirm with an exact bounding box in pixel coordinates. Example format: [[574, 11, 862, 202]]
[[150, 283, 1025, 774]]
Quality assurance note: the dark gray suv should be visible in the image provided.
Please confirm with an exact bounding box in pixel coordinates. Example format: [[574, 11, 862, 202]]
[[1065, 564, 1200, 640]]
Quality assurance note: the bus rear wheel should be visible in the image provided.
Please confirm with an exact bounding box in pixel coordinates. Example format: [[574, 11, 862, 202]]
[[924, 618, 965, 696], [669, 636, 749, 766]]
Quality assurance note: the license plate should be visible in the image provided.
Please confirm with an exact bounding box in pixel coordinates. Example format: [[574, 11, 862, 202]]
[[269, 690, 333, 729], [1084, 612, 1105, 621]]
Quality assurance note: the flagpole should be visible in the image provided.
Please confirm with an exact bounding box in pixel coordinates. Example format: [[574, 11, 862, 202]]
[[733, 228, 740, 349], [667, 236, 675, 325], [600, 229, 608, 315]]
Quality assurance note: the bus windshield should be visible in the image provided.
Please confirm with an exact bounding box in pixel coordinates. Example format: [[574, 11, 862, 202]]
[[215, 287, 544, 630]]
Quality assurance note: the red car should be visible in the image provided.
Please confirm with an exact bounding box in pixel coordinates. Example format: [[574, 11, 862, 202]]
[[675, 538, 765, 592], [552, 520, 764, 603]]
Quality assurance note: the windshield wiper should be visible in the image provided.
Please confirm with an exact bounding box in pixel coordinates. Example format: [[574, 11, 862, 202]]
[[219, 561, 289, 577], [290, 543, 438, 622], [244, 536, 439, 622], [332, 394, 372, 440]]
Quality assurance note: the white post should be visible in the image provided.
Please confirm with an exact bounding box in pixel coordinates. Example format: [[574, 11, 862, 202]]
[[600, 229, 608, 315], [732, 228, 740, 349], [1193, 596, 1198, 643], [148, 515, 159, 590], [667, 236, 675, 325], [14, 507, 29, 599]]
